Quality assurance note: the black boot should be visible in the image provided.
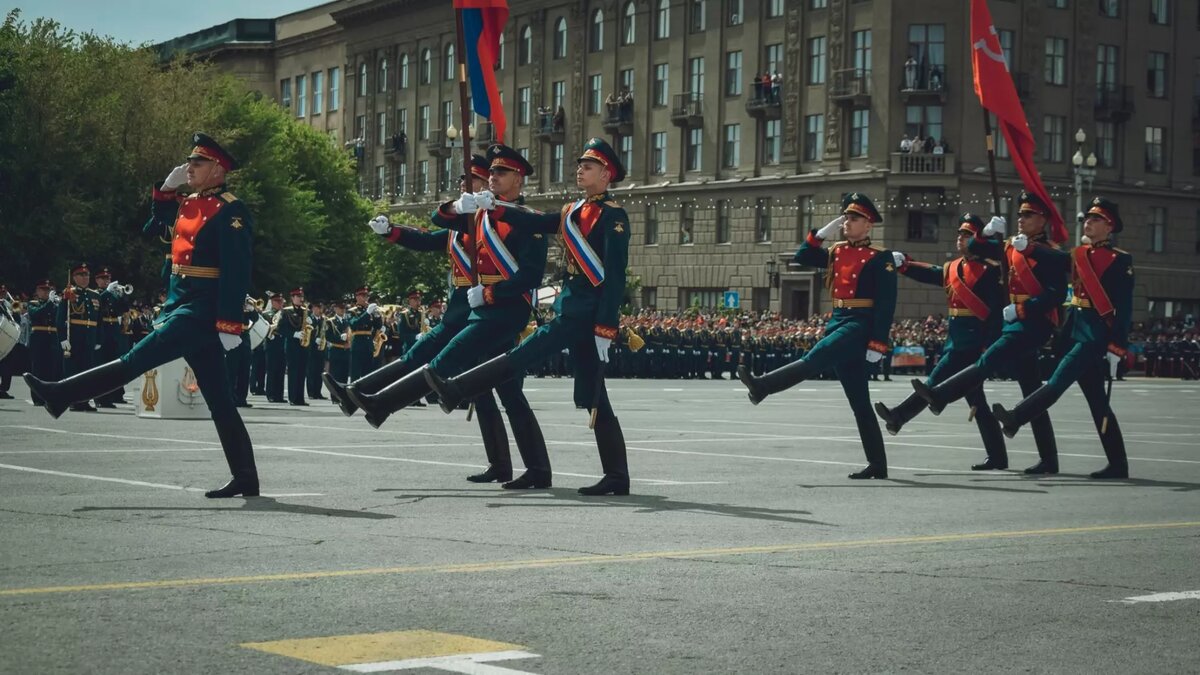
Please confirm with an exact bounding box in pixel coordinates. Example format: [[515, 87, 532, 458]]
[[578, 416, 630, 496], [347, 366, 430, 429], [503, 408, 552, 489], [992, 382, 1060, 440], [848, 464, 888, 479], [468, 407, 512, 483], [1023, 459, 1059, 475], [424, 355, 518, 414], [738, 359, 814, 405], [1089, 464, 1128, 479], [911, 365, 984, 416], [24, 360, 130, 419], [325, 358, 413, 417], [873, 392, 927, 436], [205, 414, 259, 498]]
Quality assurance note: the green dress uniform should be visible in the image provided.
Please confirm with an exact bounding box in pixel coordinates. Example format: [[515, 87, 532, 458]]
[[306, 311, 329, 399], [56, 272, 100, 411], [325, 311, 352, 385], [25, 285, 62, 403], [278, 296, 309, 405], [25, 132, 258, 498], [263, 300, 286, 401], [912, 192, 1068, 475], [992, 198, 1133, 479], [425, 138, 631, 496], [94, 274, 131, 406], [249, 304, 267, 395], [395, 298, 424, 354], [874, 214, 1008, 470], [739, 193, 897, 479], [225, 307, 257, 407], [346, 302, 382, 380]]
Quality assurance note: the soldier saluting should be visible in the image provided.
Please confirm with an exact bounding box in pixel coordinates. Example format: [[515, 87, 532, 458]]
[[993, 197, 1132, 478], [738, 193, 898, 479], [25, 132, 259, 498]]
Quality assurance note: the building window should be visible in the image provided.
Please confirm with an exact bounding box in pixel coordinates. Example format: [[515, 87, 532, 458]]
[[764, 120, 781, 165], [588, 74, 603, 115], [420, 48, 432, 84], [396, 162, 407, 196], [444, 44, 455, 81], [554, 17, 568, 59], [376, 112, 387, 146], [653, 63, 669, 106], [765, 43, 783, 76], [357, 61, 367, 96], [723, 123, 741, 168], [550, 143, 564, 183], [1096, 120, 1116, 168], [645, 203, 660, 244], [329, 67, 340, 111], [622, 2, 636, 45], [1150, 0, 1168, 24], [999, 30, 1014, 67], [682, 288, 723, 309], [906, 212, 939, 241], [1145, 126, 1165, 172], [1046, 0, 1066, 8], [442, 157, 455, 192], [725, 50, 742, 96], [808, 36, 827, 85], [418, 105, 430, 140], [850, 109, 869, 157], [989, 113, 1009, 159], [417, 159, 429, 194], [852, 30, 872, 77], [728, 0, 743, 25], [620, 68, 634, 94], [686, 128, 703, 171], [690, 0, 706, 32], [375, 165, 385, 198], [552, 80, 566, 110], [354, 114, 365, 143], [797, 196, 814, 242], [441, 100, 454, 132], [756, 198, 772, 242], [804, 114, 824, 161], [656, 0, 671, 40], [519, 26, 532, 65], [312, 71, 324, 115], [1147, 52, 1168, 98], [680, 201, 695, 244], [280, 78, 292, 110], [688, 56, 705, 96], [591, 10, 605, 52], [518, 87, 530, 125], [378, 58, 388, 93], [296, 75, 307, 117], [716, 199, 731, 243], [907, 24, 946, 90], [652, 131, 667, 174], [1100, 0, 1119, 18], [1096, 44, 1118, 96], [642, 287, 658, 308], [811, 0, 827, 7], [1044, 37, 1067, 85], [767, 0, 784, 18], [1042, 115, 1065, 162], [1150, 207, 1166, 252], [619, 135, 633, 172], [397, 108, 408, 135], [905, 105, 943, 144]]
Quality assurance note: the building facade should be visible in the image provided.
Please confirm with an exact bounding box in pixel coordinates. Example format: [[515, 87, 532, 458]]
[[164, 0, 1200, 320]]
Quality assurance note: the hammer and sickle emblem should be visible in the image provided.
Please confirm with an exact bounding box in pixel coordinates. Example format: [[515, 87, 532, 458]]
[[972, 26, 1009, 71]]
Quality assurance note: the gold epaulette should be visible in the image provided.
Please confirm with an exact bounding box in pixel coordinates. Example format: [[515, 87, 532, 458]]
[[868, 243, 886, 252], [221, 192, 238, 203], [604, 200, 622, 208], [1113, 247, 1128, 255]]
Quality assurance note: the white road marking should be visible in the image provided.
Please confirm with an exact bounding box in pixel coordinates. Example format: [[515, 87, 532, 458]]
[[1111, 590, 1200, 604], [0, 462, 321, 496], [339, 650, 541, 674]]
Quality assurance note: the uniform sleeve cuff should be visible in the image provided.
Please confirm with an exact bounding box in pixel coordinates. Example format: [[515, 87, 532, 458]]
[[1107, 343, 1127, 358], [386, 227, 403, 243], [153, 183, 177, 202], [438, 202, 457, 218], [216, 319, 244, 335], [595, 324, 619, 340], [806, 230, 823, 247], [1016, 303, 1027, 320], [867, 340, 890, 354], [483, 287, 495, 306]]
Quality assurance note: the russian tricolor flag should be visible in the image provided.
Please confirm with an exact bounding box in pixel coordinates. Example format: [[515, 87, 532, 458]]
[[455, 0, 509, 144]]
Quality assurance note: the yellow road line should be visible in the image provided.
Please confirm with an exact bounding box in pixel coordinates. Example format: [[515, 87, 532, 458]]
[[3, 521, 1197, 598]]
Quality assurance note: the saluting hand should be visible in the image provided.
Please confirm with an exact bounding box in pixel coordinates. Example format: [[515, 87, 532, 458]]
[[816, 215, 845, 241], [162, 163, 189, 191]]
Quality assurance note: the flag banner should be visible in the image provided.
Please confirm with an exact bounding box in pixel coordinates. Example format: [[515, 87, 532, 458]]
[[455, 0, 509, 143]]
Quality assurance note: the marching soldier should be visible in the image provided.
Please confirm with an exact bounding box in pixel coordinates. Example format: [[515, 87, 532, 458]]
[[56, 263, 100, 412], [325, 299, 351, 386], [280, 288, 309, 406], [92, 268, 131, 407], [426, 138, 631, 496], [738, 193, 897, 479], [993, 198, 1132, 478], [395, 290, 425, 354], [306, 300, 328, 400], [346, 286, 382, 381], [25, 281, 62, 403], [875, 214, 1008, 470], [350, 145, 554, 489], [911, 191, 1069, 474], [225, 295, 258, 408], [263, 292, 286, 402], [26, 132, 259, 497]]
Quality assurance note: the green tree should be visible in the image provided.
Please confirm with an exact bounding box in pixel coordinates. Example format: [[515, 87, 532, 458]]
[[359, 206, 451, 305]]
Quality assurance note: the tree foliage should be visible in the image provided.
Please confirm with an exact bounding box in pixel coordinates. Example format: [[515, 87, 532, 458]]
[[359, 205, 451, 305]]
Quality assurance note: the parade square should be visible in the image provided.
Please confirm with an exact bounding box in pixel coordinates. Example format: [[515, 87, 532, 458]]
[[1, 376, 1196, 673]]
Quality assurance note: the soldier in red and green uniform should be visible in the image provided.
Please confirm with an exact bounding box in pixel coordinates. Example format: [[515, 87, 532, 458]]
[[912, 191, 1068, 475], [738, 193, 897, 479], [425, 138, 631, 496], [26, 133, 258, 498], [56, 263, 100, 411], [875, 214, 1008, 470], [993, 197, 1132, 478]]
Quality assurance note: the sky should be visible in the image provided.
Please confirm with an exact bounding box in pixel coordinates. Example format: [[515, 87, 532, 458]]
[[11, 0, 322, 45]]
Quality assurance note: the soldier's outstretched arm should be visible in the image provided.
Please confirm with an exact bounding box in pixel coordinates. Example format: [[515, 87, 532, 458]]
[[430, 203, 473, 233], [493, 203, 562, 235], [383, 225, 450, 252], [896, 255, 943, 286]]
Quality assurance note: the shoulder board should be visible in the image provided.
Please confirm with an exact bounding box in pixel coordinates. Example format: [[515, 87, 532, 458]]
[[1113, 247, 1129, 255], [604, 200, 622, 208], [868, 243, 886, 252], [983, 258, 1001, 267], [829, 241, 847, 251], [221, 192, 238, 203]]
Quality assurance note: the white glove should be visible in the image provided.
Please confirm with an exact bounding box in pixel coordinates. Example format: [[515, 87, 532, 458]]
[[452, 192, 478, 214], [60, 339, 70, 350], [340, 333, 348, 341], [219, 333, 241, 351], [1002, 303, 1018, 323], [1106, 352, 1120, 378], [366, 303, 380, 316], [49, 291, 60, 303], [293, 331, 303, 339], [1012, 233, 1028, 252], [162, 163, 189, 190], [892, 251, 906, 268], [865, 349, 885, 363], [816, 215, 846, 241], [983, 216, 1006, 237], [367, 215, 391, 235], [105, 280, 123, 296], [94, 344, 101, 350], [596, 335, 612, 363], [474, 190, 496, 210], [467, 285, 486, 308]]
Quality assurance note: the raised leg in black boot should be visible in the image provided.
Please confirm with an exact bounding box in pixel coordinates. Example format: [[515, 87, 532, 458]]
[[24, 360, 130, 419], [326, 356, 413, 417], [424, 354, 519, 414], [873, 392, 927, 436], [737, 357, 816, 405], [347, 365, 430, 429]]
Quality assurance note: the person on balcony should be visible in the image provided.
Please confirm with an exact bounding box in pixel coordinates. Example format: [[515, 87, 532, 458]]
[[899, 135, 913, 153], [771, 72, 782, 103], [605, 92, 619, 119], [932, 140, 945, 156], [904, 56, 918, 90], [929, 65, 944, 91], [553, 105, 565, 132]]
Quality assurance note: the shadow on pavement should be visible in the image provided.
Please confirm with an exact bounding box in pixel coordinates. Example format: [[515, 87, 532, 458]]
[[800, 477, 1048, 494], [375, 487, 836, 525], [74, 497, 396, 519]]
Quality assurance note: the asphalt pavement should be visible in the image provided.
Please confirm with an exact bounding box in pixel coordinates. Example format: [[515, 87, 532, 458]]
[[1, 374, 1197, 674]]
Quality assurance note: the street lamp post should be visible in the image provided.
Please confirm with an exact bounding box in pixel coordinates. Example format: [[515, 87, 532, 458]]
[[1071, 128, 1098, 247]]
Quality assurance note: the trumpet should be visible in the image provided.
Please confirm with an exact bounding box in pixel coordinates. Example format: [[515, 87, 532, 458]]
[[372, 329, 387, 358], [119, 283, 134, 295]]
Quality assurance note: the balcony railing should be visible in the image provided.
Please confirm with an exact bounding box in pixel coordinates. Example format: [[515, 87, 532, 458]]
[[1095, 84, 1134, 123], [899, 63, 948, 102], [425, 129, 458, 157], [534, 112, 564, 142], [830, 68, 871, 105], [384, 134, 408, 162], [890, 152, 955, 175], [602, 104, 634, 134], [670, 92, 704, 128], [745, 83, 782, 119]]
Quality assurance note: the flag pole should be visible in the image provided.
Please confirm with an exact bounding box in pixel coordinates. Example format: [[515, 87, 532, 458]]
[[982, 112, 1002, 216], [455, 7, 479, 422]]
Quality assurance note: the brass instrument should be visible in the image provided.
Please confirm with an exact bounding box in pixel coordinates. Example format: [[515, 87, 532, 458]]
[[299, 307, 313, 348], [622, 326, 646, 352], [266, 309, 282, 339], [316, 317, 329, 351], [372, 328, 387, 357]]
